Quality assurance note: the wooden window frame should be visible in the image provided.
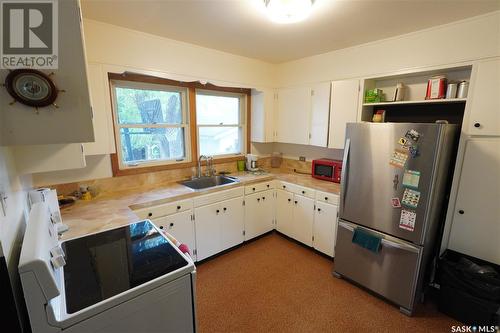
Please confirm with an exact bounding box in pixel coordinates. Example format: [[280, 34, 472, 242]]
[[108, 72, 251, 177]]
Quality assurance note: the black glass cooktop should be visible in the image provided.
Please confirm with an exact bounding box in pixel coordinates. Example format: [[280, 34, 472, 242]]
[[61, 220, 188, 314]]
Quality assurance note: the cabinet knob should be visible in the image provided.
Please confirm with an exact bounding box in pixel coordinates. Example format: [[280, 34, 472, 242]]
[[223, 207, 227, 211], [288, 198, 291, 202], [148, 212, 153, 217], [318, 208, 321, 212], [324, 197, 328, 201], [169, 222, 174, 227], [302, 190, 306, 194], [257, 198, 260, 202], [216, 209, 220, 214], [267, 184, 270, 188], [283, 185, 286, 189], [159, 225, 164, 229], [177, 205, 181, 210], [474, 123, 481, 128], [458, 210, 464, 215], [294, 200, 298, 204], [252, 187, 256, 191], [262, 197, 265, 200]]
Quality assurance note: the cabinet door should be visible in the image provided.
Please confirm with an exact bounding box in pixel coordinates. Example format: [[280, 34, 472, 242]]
[[292, 195, 315, 246], [313, 201, 338, 257], [154, 210, 196, 259], [310, 82, 331, 147], [276, 86, 311, 145], [194, 202, 221, 261], [251, 88, 276, 143], [275, 189, 294, 237], [220, 197, 245, 250], [328, 79, 359, 149], [12, 144, 85, 174], [84, 63, 114, 155], [467, 58, 500, 136], [448, 138, 500, 264], [244, 191, 274, 240]]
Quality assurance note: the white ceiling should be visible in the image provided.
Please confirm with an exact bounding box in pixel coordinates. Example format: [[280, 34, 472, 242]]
[[81, 0, 500, 63]]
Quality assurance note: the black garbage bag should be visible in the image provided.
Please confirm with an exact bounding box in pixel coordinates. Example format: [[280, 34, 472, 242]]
[[441, 257, 500, 301]]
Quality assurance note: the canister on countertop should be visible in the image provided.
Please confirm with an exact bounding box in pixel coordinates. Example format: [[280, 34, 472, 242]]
[[271, 152, 282, 168], [445, 83, 458, 99], [425, 75, 447, 99], [457, 81, 469, 98]]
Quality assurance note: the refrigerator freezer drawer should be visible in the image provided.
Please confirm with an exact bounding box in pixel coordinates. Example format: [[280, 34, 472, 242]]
[[334, 220, 422, 311]]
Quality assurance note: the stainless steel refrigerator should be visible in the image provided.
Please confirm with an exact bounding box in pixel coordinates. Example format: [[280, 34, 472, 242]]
[[333, 122, 458, 315]]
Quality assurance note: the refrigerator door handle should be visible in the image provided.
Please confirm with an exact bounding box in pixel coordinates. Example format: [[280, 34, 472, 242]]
[[339, 221, 420, 254], [340, 138, 350, 214], [380, 239, 420, 254]]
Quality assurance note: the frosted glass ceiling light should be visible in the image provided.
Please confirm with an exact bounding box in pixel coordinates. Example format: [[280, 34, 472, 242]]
[[264, 0, 315, 24]]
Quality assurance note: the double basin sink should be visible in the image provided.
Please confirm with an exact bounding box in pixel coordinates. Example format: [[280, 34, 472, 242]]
[[180, 175, 239, 191]]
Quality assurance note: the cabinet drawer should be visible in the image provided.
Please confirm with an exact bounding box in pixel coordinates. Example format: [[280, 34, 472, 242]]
[[277, 181, 315, 199], [245, 181, 274, 194], [193, 187, 244, 207], [134, 199, 192, 220], [315, 190, 339, 205]]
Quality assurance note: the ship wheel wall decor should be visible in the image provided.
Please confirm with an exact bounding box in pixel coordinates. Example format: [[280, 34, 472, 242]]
[[3, 69, 63, 111]]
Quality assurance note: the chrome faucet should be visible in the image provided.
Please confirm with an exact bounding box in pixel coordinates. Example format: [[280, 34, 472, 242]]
[[197, 155, 207, 178], [207, 156, 215, 176]]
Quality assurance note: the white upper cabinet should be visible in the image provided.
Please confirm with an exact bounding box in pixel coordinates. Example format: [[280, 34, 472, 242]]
[[310, 82, 331, 147], [84, 63, 115, 155], [328, 79, 360, 149], [251, 88, 276, 143], [277, 86, 311, 145], [0, 0, 94, 146], [12, 144, 86, 174], [276, 84, 331, 146], [466, 58, 500, 136]]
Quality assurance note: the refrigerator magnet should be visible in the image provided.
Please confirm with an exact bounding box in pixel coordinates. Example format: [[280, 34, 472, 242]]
[[389, 149, 409, 168], [409, 145, 420, 158], [398, 137, 409, 146], [402, 188, 421, 208], [402, 170, 421, 189], [391, 197, 401, 208], [405, 129, 421, 142], [399, 209, 416, 232]]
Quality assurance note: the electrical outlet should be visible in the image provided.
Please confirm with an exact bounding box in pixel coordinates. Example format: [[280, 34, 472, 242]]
[[299, 156, 306, 162]]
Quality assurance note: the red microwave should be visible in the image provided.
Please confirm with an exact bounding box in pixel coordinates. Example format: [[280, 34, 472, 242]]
[[312, 159, 342, 183]]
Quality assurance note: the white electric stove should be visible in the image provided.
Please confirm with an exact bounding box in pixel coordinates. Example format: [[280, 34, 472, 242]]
[[19, 202, 197, 333]]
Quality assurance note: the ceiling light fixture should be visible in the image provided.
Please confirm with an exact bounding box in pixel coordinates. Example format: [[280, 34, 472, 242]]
[[264, 0, 315, 24]]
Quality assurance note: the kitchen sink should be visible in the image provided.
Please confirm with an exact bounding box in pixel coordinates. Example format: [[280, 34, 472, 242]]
[[180, 175, 239, 190]]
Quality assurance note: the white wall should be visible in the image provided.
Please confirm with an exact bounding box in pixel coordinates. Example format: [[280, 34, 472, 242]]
[[0, 147, 32, 331], [84, 19, 277, 88], [276, 11, 500, 86]]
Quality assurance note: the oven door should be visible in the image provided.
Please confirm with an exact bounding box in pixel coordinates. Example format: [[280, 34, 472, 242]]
[[313, 163, 334, 181]]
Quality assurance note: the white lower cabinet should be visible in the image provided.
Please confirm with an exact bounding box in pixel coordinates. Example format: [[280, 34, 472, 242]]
[[194, 196, 244, 261], [220, 197, 245, 250], [138, 182, 339, 261], [153, 210, 196, 260], [275, 189, 294, 237], [244, 190, 274, 240], [313, 201, 339, 257], [292, 195, 315, 246], [194, 201, 221, 261]]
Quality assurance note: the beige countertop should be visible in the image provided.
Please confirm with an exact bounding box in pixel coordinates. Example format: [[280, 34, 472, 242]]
[[60, 171, 341, 240]]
